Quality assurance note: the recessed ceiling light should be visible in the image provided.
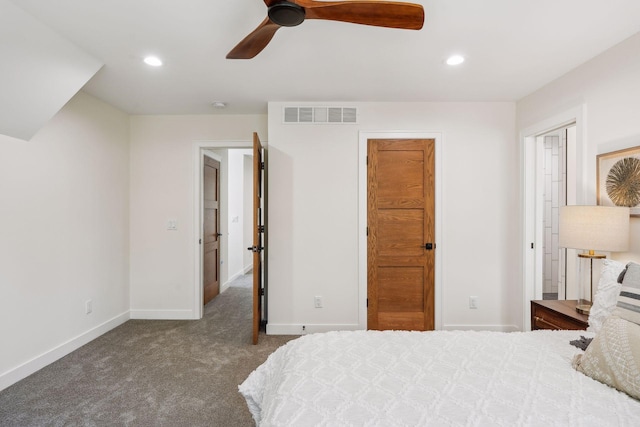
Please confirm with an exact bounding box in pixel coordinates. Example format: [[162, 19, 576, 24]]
[[143, 56, 163, 67], [446, 55, 465, 66], [212, 102, 226, 109]]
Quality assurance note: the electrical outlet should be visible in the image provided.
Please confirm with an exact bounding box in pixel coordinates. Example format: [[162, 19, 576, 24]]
[[167, 219, 178, 230], [85, 300, 93, 314], [469, 296, 478, 309], [314, 296, 323, 308]]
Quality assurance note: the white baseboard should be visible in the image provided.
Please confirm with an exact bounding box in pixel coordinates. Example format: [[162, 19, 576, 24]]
[[0, 311, 130, 392], [442, 324, 520, 332], [228, 270, 244, 283], [221, 268, 252, 294], [266, 323, 362, 335], [267, 323, 521, 335], [220, 269, 245, 294], [129, 309, 194, 320]]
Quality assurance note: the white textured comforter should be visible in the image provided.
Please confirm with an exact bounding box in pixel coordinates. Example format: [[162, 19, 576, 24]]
[[239, 330, 640, 426]]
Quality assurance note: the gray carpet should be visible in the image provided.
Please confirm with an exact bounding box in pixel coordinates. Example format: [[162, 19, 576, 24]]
[[0, 275, 296, 426]]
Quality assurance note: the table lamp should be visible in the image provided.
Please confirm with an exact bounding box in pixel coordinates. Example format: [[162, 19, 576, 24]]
[[559, 205, 630, 314]]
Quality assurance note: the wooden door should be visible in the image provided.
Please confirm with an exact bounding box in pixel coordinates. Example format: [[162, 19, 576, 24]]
[[203, 156, 221, 305], [367, 139, 435, 331], [251, 133, 264, 345]]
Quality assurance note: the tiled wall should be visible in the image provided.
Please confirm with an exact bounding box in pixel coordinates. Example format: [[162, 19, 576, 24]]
[[543, 132, 567, 295]]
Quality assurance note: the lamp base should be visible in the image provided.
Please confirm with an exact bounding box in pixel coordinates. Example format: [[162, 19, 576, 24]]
[[576, 303, 591, 315], [575, 252, 604, 317]]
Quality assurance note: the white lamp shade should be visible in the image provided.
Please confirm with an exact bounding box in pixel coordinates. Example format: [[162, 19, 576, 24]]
[[559, 205, 630, 252]]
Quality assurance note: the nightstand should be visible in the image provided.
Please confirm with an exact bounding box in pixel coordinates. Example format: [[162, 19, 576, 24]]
[[531, 300, 589, 330]]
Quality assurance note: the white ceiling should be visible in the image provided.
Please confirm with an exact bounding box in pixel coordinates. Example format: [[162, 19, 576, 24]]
[[0, 0, 101, 140], [8, 0, 640, 116]]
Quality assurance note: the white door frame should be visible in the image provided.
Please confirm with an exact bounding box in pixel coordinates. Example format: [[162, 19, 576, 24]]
[[520, 105, 587, 330], [193, 140, 252, 319], [358, 131, 443, 330]]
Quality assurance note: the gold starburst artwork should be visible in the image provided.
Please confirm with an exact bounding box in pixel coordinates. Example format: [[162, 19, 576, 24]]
[[598, 145, 640, 216], [606, 157, 640, 207]]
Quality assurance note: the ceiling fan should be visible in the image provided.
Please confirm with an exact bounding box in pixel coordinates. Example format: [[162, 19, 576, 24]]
[[226, 0, 425, 59]]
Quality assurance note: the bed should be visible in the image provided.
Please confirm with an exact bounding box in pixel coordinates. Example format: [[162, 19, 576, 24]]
[[240, 260, 640, 426]]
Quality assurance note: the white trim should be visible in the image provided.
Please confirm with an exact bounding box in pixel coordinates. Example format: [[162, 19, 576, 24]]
[[227, 269, 246, 283], [442, 324, 519, 332], [358, 131, 444, 330], [520, 105, 587, 331], [192, 140, 253, 320], [220, 269, 246, 294], [203, 150, 222, 162], [0, 311, 129, 391], [267, 323, 516, 335], [267, 323, 361, 335], [129, 309, 194, 320]]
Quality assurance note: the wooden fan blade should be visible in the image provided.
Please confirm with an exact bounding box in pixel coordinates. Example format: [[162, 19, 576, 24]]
[[299, 0, 424, 30], [227, 17, 282, 59]]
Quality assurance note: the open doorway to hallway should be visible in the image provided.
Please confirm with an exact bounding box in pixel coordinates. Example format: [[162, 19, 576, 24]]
[[537, 125, 576, 301], [194, 136, 267, 345], [522, 105, 587, 331], [203, 148, 254, 303]]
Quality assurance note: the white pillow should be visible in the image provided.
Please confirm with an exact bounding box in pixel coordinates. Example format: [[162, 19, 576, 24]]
[[613, 262, 640, 325], [588, 259, 626, 333]]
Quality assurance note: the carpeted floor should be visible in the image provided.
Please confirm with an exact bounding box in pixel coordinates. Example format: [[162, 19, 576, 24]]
[[0, 274, 296, 426]]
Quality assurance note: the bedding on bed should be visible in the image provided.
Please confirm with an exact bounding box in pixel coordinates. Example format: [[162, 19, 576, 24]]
[[239, 329, 640, 426]]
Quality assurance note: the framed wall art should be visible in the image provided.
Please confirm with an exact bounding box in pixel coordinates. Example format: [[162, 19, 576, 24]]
[[597, 145, 640, 217]]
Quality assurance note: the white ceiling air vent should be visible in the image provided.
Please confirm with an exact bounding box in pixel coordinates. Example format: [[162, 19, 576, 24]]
[[283, 107, 358, 124]]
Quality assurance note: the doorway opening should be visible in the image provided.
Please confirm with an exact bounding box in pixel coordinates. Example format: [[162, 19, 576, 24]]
[[538, 125, 576, 301], [204, 148, 254, 300], [521, 105, 587, 330], [193, 142, 253, 319]]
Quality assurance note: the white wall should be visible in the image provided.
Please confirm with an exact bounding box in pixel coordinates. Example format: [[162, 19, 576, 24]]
[[517, 32, 640, 265], [267, 101, 517, 334], [243, 153, 254, 272], [0, 91, 130, 390], [128, 115, 267, 319], [0, 0, 102, 140], [226, 149, 252, 284]]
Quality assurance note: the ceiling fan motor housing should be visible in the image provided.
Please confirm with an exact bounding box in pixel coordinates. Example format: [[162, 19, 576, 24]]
[[268, 1, 306, 27]]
